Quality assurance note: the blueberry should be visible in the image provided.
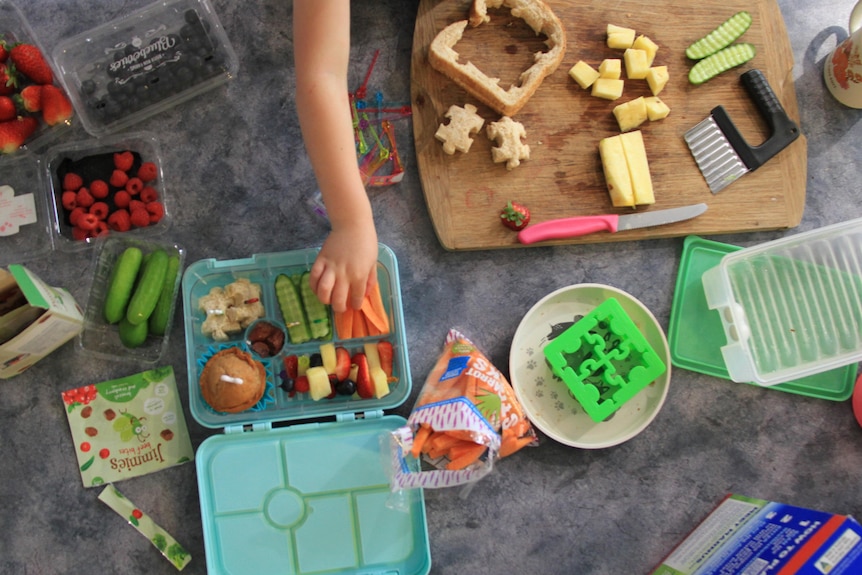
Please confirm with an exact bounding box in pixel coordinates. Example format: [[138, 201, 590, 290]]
[[335, 379, 356, 396], [310, 353, 323, 368], [80, 79, 97, 95]]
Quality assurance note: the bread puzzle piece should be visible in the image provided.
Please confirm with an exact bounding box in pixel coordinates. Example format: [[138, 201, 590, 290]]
[[199, 279, 265, 341], [487, 116, 530, 170], [429, 0, 567, 117], [435, 103, 486, 154]]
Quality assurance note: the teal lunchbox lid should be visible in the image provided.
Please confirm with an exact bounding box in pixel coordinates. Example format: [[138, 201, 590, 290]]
[[183, 244, 430, 575]]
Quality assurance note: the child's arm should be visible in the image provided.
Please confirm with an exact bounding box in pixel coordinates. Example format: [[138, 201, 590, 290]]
[[293, 0, 379, 313]]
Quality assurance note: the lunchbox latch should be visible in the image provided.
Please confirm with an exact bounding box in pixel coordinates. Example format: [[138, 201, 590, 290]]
[[336, 410, 384, 423], [223, 422, 273, 434]]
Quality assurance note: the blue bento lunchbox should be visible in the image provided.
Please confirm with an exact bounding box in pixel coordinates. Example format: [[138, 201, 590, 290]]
[[182, 244, 431, 575]]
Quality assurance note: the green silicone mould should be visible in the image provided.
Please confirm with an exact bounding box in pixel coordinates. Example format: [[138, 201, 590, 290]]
[[543, 297, 667, 422]]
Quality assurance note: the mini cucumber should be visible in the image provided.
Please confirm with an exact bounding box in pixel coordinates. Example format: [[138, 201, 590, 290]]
[[125, 249, 169, 325], [148, 254, 181, 336], [103, 246, 143, 324], [686, 11, 753, 60], [299, 272, 331, 340], [688, 43, 756, 85], [275, 273, 310, 344], [118, 316, 148, 348]]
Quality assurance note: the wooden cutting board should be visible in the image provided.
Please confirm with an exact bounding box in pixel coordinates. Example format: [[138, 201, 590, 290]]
[[411, 0, 806, 250]]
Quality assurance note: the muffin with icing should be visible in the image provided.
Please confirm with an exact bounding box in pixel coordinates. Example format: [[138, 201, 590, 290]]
[[199, 347, 266, 413]]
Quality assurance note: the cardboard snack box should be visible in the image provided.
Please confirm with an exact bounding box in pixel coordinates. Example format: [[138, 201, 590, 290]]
[[0, 265, 83, 379]]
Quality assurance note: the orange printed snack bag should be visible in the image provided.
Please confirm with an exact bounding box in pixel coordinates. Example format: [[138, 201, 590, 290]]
[[391, 329, 536, 489]]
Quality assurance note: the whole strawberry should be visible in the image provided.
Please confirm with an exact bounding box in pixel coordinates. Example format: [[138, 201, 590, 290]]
[[0, 62, 16, 95], [16, 84, 41, 112], [9, 43, 53, 85], [500, 201, 531, 231], [40, 84, 72, 126], [0, 96, 16, 121], [0, 116, 38, 154]]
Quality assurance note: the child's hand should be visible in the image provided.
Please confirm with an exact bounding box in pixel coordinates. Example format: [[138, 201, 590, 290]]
[[309, 221, 378, 313]]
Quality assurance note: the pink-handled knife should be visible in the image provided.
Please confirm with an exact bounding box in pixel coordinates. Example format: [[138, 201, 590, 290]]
[[517, 203, 708, 244]]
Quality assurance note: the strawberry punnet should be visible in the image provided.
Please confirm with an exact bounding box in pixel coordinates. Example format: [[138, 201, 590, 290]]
[[9, 43, 53, 85]]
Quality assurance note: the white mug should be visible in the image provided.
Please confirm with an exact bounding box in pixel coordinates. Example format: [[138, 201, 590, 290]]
[[825, 1, 862, 107]]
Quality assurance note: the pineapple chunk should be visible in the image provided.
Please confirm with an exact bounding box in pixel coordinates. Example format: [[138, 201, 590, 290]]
[[646, 66, 669, 96], [624, 49, 650, 80], [632, 35, 659, 66], [644, 96, 670, 121], [599, 58, 622, 79], [620, 131, 655, 205], [307, 366, 332, 401], [364, 342, 381, 371], [598, 136, 634, 207], [592, 78, 624, 100], [371, 367, 390, 399], [607, 24, 636, 49], [320, 342, 336, 374], [569, 60, 600, 89], [613, 97, 648, 132]]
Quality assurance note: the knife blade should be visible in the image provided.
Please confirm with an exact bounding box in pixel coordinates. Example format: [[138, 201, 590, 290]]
[[517, 203, 708, 244]]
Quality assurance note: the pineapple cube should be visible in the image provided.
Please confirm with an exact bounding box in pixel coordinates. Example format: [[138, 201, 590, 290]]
[[599, 58, 622, 79], [320, 342, 336, 374], [620, 131, 655, 205], [592, 78, 624, 100], [632, 35, 659, 66], [364, 342, 381, 371], [646, 66, 669, 96], [624, 49, 650, 80], [613, 97, 648, 132], [607, 24, 636, 49], [307, 366, 332, 401], [371, 367, 390, 399], [644, 96, 671, 121], [569, 60, 600, 89], [598, 136, 634, 207]]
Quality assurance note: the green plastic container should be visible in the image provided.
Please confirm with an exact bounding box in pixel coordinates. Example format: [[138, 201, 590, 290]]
[[669, 235, 856, 400], [543, 297, 667, 422]]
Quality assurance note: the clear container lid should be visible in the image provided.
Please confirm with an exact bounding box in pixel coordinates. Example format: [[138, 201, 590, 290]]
[[0, 151, 53, 266], [702, 218, 862, 386], [52, 0, 238, 137]]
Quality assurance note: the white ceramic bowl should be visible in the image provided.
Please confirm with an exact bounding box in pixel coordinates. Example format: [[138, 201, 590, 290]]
[[509, 284, 671, 449]]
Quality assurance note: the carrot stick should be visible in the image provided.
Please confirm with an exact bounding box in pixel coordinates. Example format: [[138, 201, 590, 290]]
[[353, 308, 368, 338], [334, 309, 354, 340], [429, 431, 463, 452], [499, 435, 535, 457], [445, 443, 486, 470], [360, 283, 390, 334], [445, 439, 485, 460], [410, 424, 432, 459]]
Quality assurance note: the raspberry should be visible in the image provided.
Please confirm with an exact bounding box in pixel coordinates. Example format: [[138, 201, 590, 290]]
[[76, 187, 94, 208], [77, 212, 99, 231], [129, 208, 150, 228], [107, 209, 131, 232], [146, 201, 165, 223], [62, 172, 83, 191], [71, 226, 89, 241], [68, 206, 86, 227], [140, 186, 159, 203], [89, 202, 109, 220], [113, 151, 134, 172], [137, 162, 158, 182], [129, 199, 146, 213], [125, 177, 144, 195], [90, 179, 109, 199], [109, 169, 128, 188], [61, 190, 77, 210], [94, 221, 110, 237], [113, 190, 131, 209]]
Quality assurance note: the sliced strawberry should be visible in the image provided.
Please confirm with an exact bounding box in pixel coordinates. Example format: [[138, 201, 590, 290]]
[[377, 341, 395, 380], [352, 353, 374, 399], [334, 347, 351, 381], [283, 355, 299, 379]]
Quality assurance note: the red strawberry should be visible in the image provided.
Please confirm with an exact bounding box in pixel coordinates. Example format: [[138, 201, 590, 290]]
[[500, 201, 531, 231], [377, 341, 395, 381], [334, 347, 351, 381], [0, 116, 37, 153], [113, 151, 134, 172], [283, 355, 299, 379], [17, 84, 41, 112], [351, 353, 374, 399], [40, 85, 72, 126], [0, 63, 16, 95], [0, 41, 8, 63], [294, 375, 310, 394], [9, 43, 53, 85], [0, 96, 15, 121]]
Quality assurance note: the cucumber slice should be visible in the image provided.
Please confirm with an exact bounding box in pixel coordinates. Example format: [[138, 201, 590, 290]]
[[299, 272, 331, 340], [275, 273, 310, 344], [688, 43, 756, 85], [686, 11, 753, 60]]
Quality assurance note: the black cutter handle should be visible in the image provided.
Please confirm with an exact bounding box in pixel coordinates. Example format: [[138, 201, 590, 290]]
[[710, 69, 801, 171]]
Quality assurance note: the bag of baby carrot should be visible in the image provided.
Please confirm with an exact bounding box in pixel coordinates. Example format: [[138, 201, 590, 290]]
[[390, 329, 537, 490]]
